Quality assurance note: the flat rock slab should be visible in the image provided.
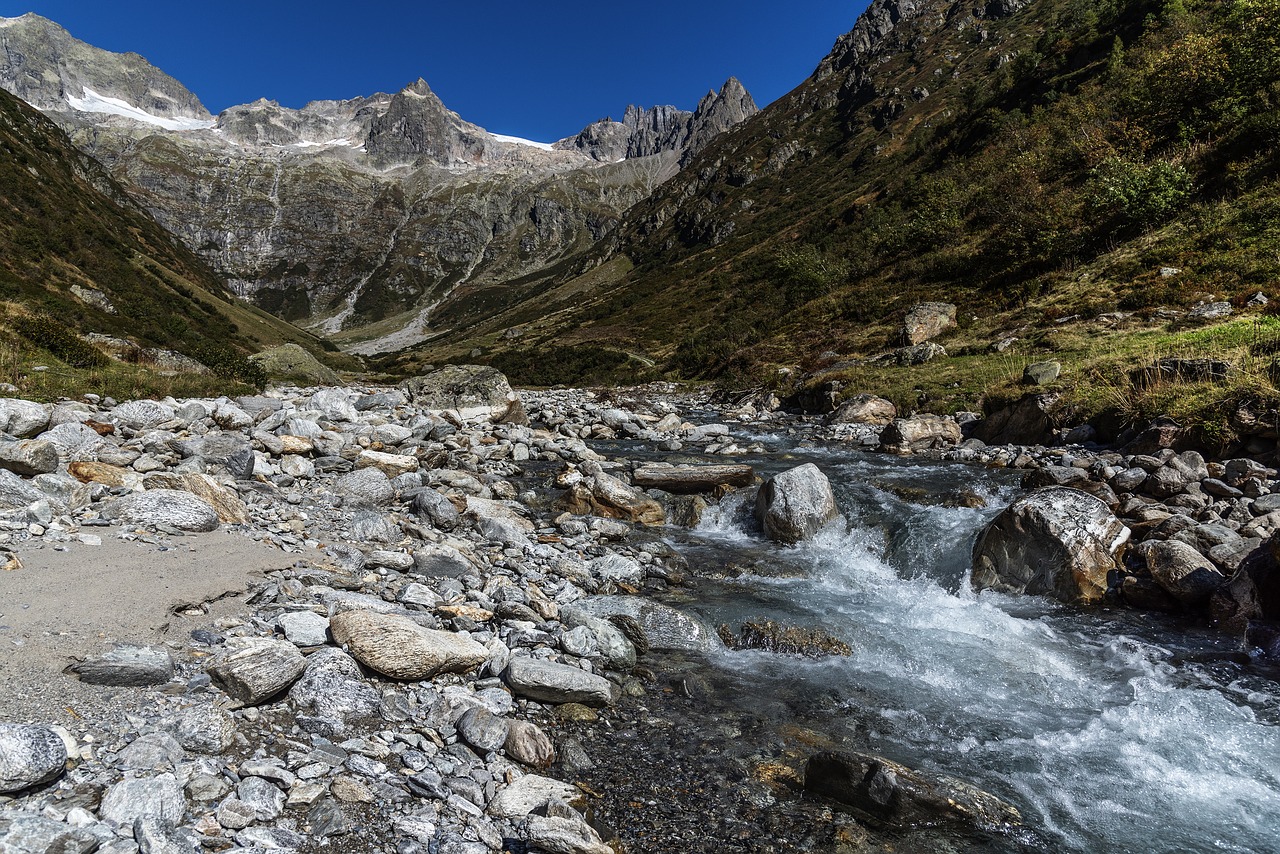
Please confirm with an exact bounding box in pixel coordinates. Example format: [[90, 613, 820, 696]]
[[502, 657, 616, 707], [70, 643, 173, 686], [104, 489, 220, 532], [632, 464, 754, 494], [487, 774, 580, 820], [329, 610, 488, 680], [0, 533, 280, 722]]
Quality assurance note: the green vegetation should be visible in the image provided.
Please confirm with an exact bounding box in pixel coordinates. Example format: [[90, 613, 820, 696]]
[[486, 344, 657, 388]]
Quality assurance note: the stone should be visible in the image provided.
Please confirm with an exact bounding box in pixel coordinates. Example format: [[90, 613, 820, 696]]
[[412, 543, 473, 577], [400, 365, 528, 424], [173, 434, 255, 478], [0, 817, 98, 854], [0, 723, 67, 793], [0, 469, 43, 510], [104, 489, 220, 532], [68, 460, 142, 489], [134, 816, 200, 854], [972, 487, 1130, 604], [825, 394, 896, 426], [100, 773, 186, 824], [334, 467, 395, 505], [140, 472, 249, 523], [900, 302, 957, 345], [71, 643, 173, 686], [0, 398, 52, 437], [41, 421, 108, 462], [804, 751, 1021, 832], [207, 638, 307, 706], [590, 553, 645, 586], [721, 619, 852, 657], [289, 648, 382, 722], [519, 814, 613, 854], [1186, 301, 1233, 323], [559, 606, 637, 671], [879, 415, 963, 454], [503, 657, 616, 707], [505, 721, 556, 769], [894, 341, 947, 366], [558, 466, 664, 526], [278, 611, 330, 647], [1138, 540, 1226, 608], [116, 732, 184, 771], [329, 609, 489, 680], [573, 596, 715, 653], [110, 400, 176, 430], [356, 449, 418, 478], [1131, 357, 1235, 388], [632, 463, 755, 494], [1022, 361, 1061, 385], [0, 439, 58, 475], [969, 394, 1058, 446], [250, 343, 341, 385], [408, 487, 461, 530], [237, 776, 286, 821], [455, 707, 510, 753], [754, 463, 839, 544], [487, 774, 579, 820], [166, 706, 236, 754]]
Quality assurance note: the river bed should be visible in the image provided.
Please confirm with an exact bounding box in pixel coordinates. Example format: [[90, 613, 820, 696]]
[[577, 425, 1280, 853]]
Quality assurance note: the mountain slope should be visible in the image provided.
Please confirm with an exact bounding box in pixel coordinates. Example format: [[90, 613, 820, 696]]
[[0, 85, 338, 370], [391, 0, 1280, 399], [0, 14, 759, 353]]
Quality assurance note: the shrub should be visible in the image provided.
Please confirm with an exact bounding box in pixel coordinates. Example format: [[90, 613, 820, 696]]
[[191, 344, 268, 390], [1089, 157, 1193, 231], [12, 314, 108, 368]]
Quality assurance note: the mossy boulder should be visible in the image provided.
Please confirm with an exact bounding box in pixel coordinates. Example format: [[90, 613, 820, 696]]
[[250, 344, 340, 386]]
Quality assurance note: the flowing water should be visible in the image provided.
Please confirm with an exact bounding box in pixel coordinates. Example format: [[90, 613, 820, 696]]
[[625, 427, 1280, 853]]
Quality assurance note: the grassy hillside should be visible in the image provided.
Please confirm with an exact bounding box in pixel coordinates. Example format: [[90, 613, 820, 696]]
[[0, 87, 353, 395], [389, 0, 1280, 435]]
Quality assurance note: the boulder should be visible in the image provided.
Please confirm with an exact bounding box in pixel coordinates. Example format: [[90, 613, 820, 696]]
[[68, 460, 142, 489], [0, 399, 52, 437], [487, 775, 579, 820], [99, 773, 186, 824], [632, 463, 755, 494], [1137, 540, 1226, 608], [0, 724, 67, 793], [505, 720, 556, 768], [104, 489, 220, 532], [165, 706, 237, 755], [0, 817, 98, 853], [0, 439, 58, 476], [249, 343, 341, 385], [571, 596, 716, 654], [110, 400, 176, 430], [207, 639, 307, 706], [879, 415, 963, 454], [1186, 301, 1233, 323], [288, 647, 381, 723], [503, 657, 616, 707], [720, 619, 852, 657], [969, 394, 1058, 446], [972, 487, 1130, 604], [70, 643, 173, 686], [140, 472, 249, 524], [754, 463, 839, 544], [1022, 361, 1061, 386], [172, 433, 255, 478], [519, 814, 613, 854], [900, 302, 957, 345], [328, 610, 488, 680], [804, 751, 1021, 832], [455, 706, 510, 753], [1131, 357, 1235, 388], [558, 466, 664, 526], [825, 394, 896, 426], [894, 342, 946, 366], [356, 449, 418, 478], [333, 467, 395, 505], [400, 365, 528, 424], [408, 487, 461, 531]]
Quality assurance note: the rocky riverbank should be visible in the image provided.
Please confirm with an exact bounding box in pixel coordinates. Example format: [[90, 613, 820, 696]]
[[0, 368, 1276, 854]]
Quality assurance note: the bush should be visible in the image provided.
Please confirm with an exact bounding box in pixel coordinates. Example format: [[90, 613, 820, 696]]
[[488, 345, 647, 387], [192, 344, 268, 390], [13, 314, 108, 368], [1089, 157, 1193, 231]]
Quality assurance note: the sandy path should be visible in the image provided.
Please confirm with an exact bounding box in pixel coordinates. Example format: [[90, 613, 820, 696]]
[[0, 532, 292, 724]]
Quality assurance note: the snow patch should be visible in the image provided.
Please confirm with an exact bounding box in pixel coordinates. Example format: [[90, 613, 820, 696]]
[[490, 133, 554, 152], [65, 87, 214, 131], [292, 138, 357, 149]]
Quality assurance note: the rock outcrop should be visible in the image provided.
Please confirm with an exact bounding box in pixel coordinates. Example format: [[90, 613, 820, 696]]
[[754, 463, 840, 544]]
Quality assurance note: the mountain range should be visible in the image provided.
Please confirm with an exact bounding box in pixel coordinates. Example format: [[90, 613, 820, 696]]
[[1, 0, 1277, 432]]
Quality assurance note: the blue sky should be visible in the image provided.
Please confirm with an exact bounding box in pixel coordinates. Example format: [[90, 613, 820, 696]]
[[1, 1, 866, 142]]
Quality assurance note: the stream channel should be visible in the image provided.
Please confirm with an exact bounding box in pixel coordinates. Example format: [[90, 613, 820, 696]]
[[572, 421, 1280, 853]]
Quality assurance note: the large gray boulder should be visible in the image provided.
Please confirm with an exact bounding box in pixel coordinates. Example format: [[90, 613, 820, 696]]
[[825, 394, 896, 426], [104, 489, 220, 532], [754, 463, 839, 544], [0, 724, 67, 793], [207, 639, 306, 706], [328, 610, 488, 680], [900, 302, 956, 345], [70, 643, 173, 686], [0, 399, 52, 437], [400, 365, 527, 424], [0, 439, 58, 476], [288, 648, 381, 722], [972, 487, 1130, 604], [503, 657, 616, 707], [879, 415, 962, 455], [1137, 540, 1226, 608], [99, 773, 186, 824], [571, 596, 716, 654]]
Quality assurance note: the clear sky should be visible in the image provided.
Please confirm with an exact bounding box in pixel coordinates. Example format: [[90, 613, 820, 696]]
[[0, 1, 867, 142]]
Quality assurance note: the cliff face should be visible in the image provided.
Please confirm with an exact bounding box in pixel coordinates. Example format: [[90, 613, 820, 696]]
[[0, 13, 758, 356]]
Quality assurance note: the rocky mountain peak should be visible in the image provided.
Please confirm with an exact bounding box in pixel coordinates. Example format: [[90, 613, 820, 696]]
[[555, 78, 759, 164], [363, 78, 493, 167], [0, 12, 210, 123]]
